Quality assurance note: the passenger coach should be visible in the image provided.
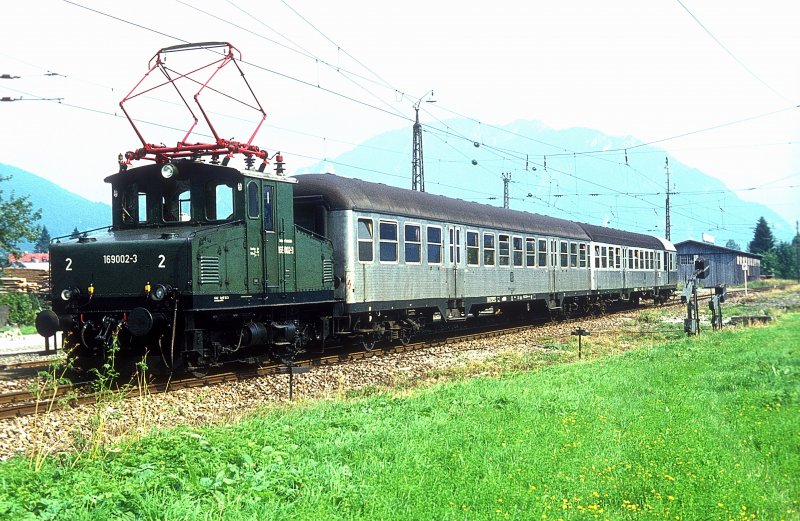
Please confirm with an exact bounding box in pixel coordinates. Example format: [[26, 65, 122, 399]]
[[294, 174, 677, 331]]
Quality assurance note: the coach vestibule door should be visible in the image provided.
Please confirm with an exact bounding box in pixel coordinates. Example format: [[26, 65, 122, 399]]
[[448, 226, 463, 303], [547, 238, 558, 296]]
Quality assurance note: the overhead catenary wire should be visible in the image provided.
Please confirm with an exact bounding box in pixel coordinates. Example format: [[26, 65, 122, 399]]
[[10, 0, 794, 238]]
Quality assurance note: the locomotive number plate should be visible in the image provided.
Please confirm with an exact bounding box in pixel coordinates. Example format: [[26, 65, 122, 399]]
[[103, 254, 139, 264]]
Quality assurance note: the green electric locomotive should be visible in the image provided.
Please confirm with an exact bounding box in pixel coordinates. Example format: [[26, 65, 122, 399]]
[[36, 160, 335, 370]]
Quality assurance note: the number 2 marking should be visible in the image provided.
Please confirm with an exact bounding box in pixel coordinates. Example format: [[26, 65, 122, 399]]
[[65, 258, 73, 271], [158, 254, 166, 269]]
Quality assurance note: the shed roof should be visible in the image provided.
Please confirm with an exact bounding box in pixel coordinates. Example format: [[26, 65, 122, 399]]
[[674, 239, 762, 258]]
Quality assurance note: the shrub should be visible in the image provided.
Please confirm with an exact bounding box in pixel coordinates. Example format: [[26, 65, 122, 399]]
[[0, 292, 41, 326]]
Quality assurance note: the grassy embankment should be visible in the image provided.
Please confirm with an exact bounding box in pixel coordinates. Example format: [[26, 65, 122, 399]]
[[0, 312, 797, 520]]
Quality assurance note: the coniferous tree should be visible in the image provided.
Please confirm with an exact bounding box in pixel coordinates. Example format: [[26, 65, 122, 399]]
[[725, 239, 740, 251], [34, 226, 51, 253], [747, 217, 775, 255]]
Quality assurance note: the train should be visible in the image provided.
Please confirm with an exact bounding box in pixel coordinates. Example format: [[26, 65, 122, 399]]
[[34, 42, 678, 371], [35, 159, 678, 371]]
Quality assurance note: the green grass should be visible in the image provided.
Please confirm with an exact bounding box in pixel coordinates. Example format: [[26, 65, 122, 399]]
[[1, 315, 798, 520], [0, 325, 36, 335]]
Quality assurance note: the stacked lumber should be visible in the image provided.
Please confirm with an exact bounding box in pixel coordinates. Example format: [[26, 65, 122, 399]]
[[0, 269, 50, 296]]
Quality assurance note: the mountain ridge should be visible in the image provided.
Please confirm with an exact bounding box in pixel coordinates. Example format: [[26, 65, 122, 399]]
[[0, 163, 111, 249], [297, 118, 792, 247]]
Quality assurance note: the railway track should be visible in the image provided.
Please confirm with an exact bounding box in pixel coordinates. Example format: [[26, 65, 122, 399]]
[[0, 284, 782, 421], [0, 358, 58, 371]]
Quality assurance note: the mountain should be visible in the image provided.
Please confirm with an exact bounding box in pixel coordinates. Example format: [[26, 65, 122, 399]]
[[0, 163, 111, 249], [297, 119, 792, 248]]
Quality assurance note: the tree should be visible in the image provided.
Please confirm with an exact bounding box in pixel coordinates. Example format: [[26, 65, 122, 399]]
[[774, 241, 798, 279], [34, 226, 51, 253], [725, 239, 741, 251], [748, 217, 775, 255], [0, 175, 41, 261]]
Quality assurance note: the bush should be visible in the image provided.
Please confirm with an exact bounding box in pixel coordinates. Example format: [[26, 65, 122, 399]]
[[0, 293, 41, 326]]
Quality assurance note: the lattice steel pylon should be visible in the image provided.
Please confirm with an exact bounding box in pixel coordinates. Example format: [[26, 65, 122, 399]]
[[502, 172, 511, 208], [411, 105, 425, 192]]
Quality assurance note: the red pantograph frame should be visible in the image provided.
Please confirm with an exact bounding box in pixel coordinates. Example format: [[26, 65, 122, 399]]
[[119, 42, 269, 165]]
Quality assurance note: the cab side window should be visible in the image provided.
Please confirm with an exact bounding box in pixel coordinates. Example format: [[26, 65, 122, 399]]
[[163, 179, 191, 222], [263, 185, 274, 231], [205, 180, 234, 221], [247, 182, 260, 219]]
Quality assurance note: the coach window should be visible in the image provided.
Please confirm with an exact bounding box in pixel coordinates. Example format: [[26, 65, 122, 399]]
[[600, 246, 607, 268], [579, 243, 587, 268], [526, 238, 536, 267], [567, 242, 576, 268], [657, 251, 662, 270], [483, 233, 496, 266], [614, 247, 621, 269], [513, 236, 523, 267], [538, 239, 547, 267], [405, 224, 421, 264], [560, 241, 569, 268], [357, 218, 374, 262], [427, 226, 442, 264], [263, 185, 274, 232], [379, 221, 398, 262], [594, 245, 601, 268], [499, 234, 510, 266], [607, 247, 614, 270], [205, 180, 234, 221], [550, 239, 558, 267], [467, 231, 480, 266], [634, 250, 640, 269]]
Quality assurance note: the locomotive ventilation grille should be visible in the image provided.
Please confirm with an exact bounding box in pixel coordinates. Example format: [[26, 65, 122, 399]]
[[199, 256, 221, 284], [323, 259, 334, 284]]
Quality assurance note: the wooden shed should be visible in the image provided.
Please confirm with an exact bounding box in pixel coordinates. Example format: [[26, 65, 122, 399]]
[[675, 240, 761, 287]]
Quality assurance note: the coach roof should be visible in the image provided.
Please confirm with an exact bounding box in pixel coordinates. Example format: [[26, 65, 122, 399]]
[[295, 174, 591, 240], [577, 222, 667, 250]]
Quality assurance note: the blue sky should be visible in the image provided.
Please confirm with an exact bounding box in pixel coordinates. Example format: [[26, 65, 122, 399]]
[[1, 0, 798, 233]]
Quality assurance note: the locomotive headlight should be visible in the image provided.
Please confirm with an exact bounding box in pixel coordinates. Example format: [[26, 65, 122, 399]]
[[161, 163, 177, 179], [149, 284, 170, 302], [60, 288, 80, 301]]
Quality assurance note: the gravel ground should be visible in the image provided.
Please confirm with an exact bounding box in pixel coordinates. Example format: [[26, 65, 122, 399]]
[[1, 286, 795, 461]]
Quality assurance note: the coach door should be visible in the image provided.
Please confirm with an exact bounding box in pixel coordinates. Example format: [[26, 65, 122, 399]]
[[548, 238, 558, 296], [448, 226, 464, 303]]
